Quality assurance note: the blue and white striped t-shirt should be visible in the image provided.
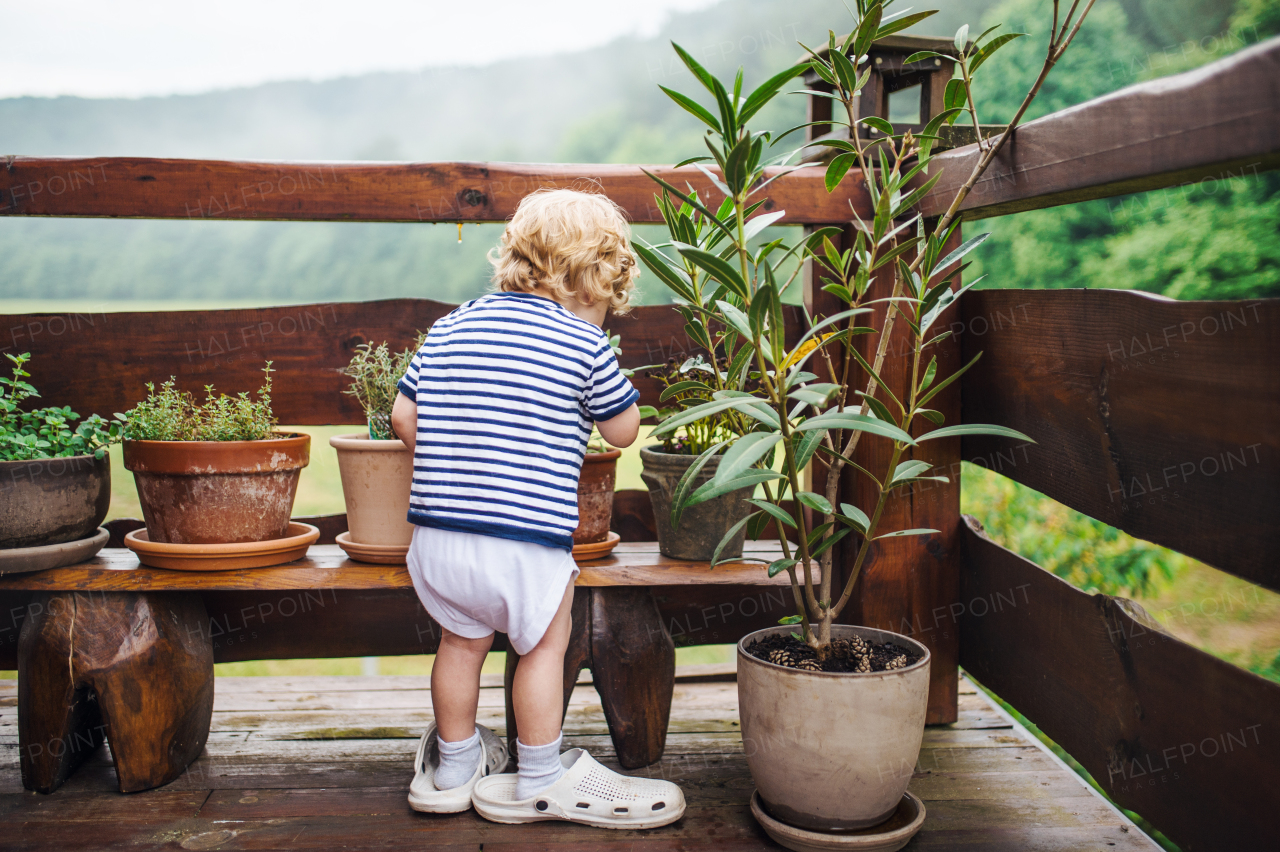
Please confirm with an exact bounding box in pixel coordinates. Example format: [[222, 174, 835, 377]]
[[397, 292, 639, 551]]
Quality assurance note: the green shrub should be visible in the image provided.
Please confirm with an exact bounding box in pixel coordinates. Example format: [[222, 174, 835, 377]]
[[121, 363, 279, 442], [0, 353, 120, 461]]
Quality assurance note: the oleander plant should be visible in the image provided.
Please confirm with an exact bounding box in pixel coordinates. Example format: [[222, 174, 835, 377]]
[[639, 0, 1094, 652]]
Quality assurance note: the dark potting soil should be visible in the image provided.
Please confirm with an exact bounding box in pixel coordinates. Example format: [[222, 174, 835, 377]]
[[745, 633, 922, 673]]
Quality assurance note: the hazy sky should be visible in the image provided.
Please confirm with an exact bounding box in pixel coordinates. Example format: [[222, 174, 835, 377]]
[[0, 0, 720, 99]]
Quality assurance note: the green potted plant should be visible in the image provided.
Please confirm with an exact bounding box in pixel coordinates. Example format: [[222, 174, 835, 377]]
[[639, 1, 1087, 844], [331, 337, 422, 560], [121, 363, 311, 545], [1, 353, 118, 564], [633, 193, 773, 561]]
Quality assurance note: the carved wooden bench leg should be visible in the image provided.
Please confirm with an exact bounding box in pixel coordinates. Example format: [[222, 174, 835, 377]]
[[504, 591, 591, 763], [18, 591, 214, 793], [590, 587, 675, 769]]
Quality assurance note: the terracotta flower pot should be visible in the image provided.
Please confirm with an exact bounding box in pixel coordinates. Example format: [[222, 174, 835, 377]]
[[330, 433, 415, 547], [573, 449, 620, 545], [123, 433, 310, 545], [640, 446, 754, 560], [0, 453, 111, 549], [737, 625, 931, 832]]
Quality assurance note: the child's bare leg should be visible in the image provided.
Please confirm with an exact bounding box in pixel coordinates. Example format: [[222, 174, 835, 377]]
[[431, 629, 492, 789], [511, 581, 574, 798], [432, 629, 493, 740], [512, 581, 574, 745]]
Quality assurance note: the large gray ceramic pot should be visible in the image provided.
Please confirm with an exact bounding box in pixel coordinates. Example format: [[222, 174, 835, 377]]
[[640, 446, 754, 561], [738, 624, 931, 832], [0, 453, 111, 549]]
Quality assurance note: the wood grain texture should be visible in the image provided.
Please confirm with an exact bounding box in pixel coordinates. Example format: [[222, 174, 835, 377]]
[[18, 591, 213, 793], [0, 674, 1159, 850], [844, 228, 964, 725], [914, 38, 1280, 220], [959, 514, 1280, 852], [0, 542, 791, 592], [0, 300, 804, 423], [0, 158, 869, 223], [959, 289, 1279, 590]]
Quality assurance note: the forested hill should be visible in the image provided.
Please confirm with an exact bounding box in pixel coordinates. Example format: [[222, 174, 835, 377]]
[[1, 0, 1273, 305]]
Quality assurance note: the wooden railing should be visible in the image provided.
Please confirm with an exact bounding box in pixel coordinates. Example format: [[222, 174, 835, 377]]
[[2, 34, 1277, 852]]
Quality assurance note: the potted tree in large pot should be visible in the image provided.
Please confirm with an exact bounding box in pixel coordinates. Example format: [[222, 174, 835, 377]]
[[0, 353, 118, 573], [120, 363, 317, 570], [639, 2, 1086, 845], [331, 337, 422, 563]]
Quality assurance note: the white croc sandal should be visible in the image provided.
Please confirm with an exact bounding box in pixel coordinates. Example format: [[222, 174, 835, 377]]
[[408, 723, 509, 813], [471, 748, 685, 829]]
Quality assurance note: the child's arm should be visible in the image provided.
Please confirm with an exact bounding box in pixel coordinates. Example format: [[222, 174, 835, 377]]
[[391, 391, 417, 447], [596, 402, 640, 448]]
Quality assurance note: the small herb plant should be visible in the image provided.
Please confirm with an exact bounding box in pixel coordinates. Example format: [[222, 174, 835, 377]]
[[121, 363, 280, 442], [0, 353, 121, 461], [343, 335, 425, 440], [644, 354, 754, 455]]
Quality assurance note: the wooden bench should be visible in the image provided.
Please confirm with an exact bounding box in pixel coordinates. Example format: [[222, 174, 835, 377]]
[[0, 520, 791, 793]]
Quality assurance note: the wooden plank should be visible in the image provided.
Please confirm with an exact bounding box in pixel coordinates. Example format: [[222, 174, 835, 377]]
[[0, 300, 805, 423], [844, 228, 965, 725], [959, 514, 1280, 852], [958, 289, 1279, 590], [0, 158, 868, 224], [0, 542, 789, 592], [914, 38, 1280, 220]]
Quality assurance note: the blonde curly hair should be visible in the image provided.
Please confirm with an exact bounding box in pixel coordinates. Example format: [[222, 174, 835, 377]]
[[489, 188, 638, 314]]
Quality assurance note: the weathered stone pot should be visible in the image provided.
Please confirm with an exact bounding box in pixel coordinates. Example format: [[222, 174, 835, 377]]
[[640, 446, 754, 560], [330, 433, 414, 547], [738, 624, 931, 832], [0, 453, 111, 549], [574, 449, 620, 545], [123, 433, 310, 545]]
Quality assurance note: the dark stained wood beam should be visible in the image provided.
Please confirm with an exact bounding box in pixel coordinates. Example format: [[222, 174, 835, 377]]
[[915, 37, 1280, 220], [0, 300, 806, 424], [0, 158, 870, 224], [959, 515, 1280, 852], [959, 289, 1279, 592]]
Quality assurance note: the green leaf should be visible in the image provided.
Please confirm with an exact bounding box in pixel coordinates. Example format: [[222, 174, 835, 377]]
[[670, 440, 728, 531], [796, 491, 833, 515], [650, 398, 741, 438], [747, 498, 798, 529], [931, 232, 991, 278], [711, 512, 760, 566], [850, 349, 904, 414], [891, 460, 933, 485], [687, 470, 785, 508], [915, 424, 1036, 443], [743, 210, 787, 241], [793, 428, 826, 470], [853, 3, 883, 58], [778, 614, 803, 625], [916, 408, 945, 425], [877, 10, 938, 39], [943, 78, 966, 117], [637, 405, 660, 419], [856, 392, 896, 425], [811, 526, 852, 559], [970, 32, 1026, 75], [768, 559, 800, 579], [659, 380, 713, 403], [680, 248, 749, 300], [671, 42, 717, 95], [825, 152, 858, 193], [917, 351, 981, 408], [954, 24, 969, 52], [714, 432, 783, 485], [920, 356, 938, 391], [876, 528, 940, 539], [796, 409, 915, 445], [902, 50, 945, 65], [829, 46, 859, 93], [715, 300, 754, 341], [634, 243, 697, 303], [838, 503, 871, 533], [740, 62, 808, 124], [659, 85, 721, 133], [859, 116, 895, 136]]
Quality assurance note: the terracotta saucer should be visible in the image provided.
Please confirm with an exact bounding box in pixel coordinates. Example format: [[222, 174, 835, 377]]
[[124, 522, 319, 571], [0, 527, 109, 576], [749, 790, 925, 852], [572, 530, 621, 562], [336, 531, 410, 565]]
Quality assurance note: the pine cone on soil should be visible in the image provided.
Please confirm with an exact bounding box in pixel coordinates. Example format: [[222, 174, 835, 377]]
[[795, 658, 823, 672], [884, 655, 909, 670], [767, 648, 797, 668]]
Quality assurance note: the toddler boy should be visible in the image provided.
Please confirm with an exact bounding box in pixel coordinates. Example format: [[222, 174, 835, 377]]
[[391, 189, 684, 827]]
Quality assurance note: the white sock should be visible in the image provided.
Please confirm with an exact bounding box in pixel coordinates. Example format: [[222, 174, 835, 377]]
[[434, 728, 482, 790], [515, 734, 565, 800]]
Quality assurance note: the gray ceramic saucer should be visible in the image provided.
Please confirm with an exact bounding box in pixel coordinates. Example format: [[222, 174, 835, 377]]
[[750, 790, 926, 852], [0, 527, 109, 576]]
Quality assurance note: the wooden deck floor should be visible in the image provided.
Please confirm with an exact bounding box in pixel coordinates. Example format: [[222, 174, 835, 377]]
[[0, 670, 1160, 851]]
